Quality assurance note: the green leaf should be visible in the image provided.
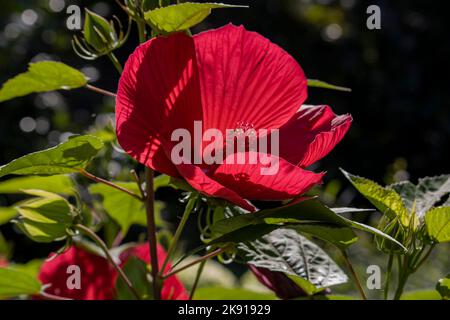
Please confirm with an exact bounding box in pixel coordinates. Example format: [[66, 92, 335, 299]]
[[389, 180, 417, 212], [425, 206, 450, 243], [390, 175, 450, 219], [400, 290, 442, 300], [193, 287, 277, 300], [115, 257, 152, 300], [84, 9, 116, 52], [15, 218, 68, 243], [292, 224, 357, 249], [307, 79, 351, 92], [16, 190, 74, 224], [341, 169, 410, 226], [237, 228, 348, 289], [0, 175, 75, 195], [13, 190, 73, 243], [8, 259, 43, 279], [144, 2, 246, 33], [0, 207, 18, 225], [89, 182, 164, 235], [0, 61, 87, 103], [211, 199, 350, 236], [0, 268, 42, 298], [436, 274, 450, 300], [0, 135, 103, 178], [415, 175, 450, 218]]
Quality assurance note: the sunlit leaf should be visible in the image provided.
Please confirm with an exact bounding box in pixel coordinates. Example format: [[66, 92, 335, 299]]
[[425, 206, 450, 243], [193, 286, 277, 300], [341, 169, 410, 226], [0, 61, 87, 103], [0, 175, 75, 195], [0, 135, 103, 178], [89, 182, 164, 235], [400, 290, 441, 300], [0, 268, 42, 298], [144, 2, 246, 33]]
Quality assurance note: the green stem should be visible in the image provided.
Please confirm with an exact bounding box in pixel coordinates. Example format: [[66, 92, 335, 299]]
[[107, 52, 123, 73], [136, 19, 147, 43], [189, 260, 206, 300], [145, 167, 161, 300], [414, 245, 435, 270], [393, 256, 410, 300], [79, 169, 143, 201], [74, 224, 140, 300], [159, 196, 197, 276], [384, 253, 394, 300], [163, 248, 223, 279], [341, 250, 367, 300]]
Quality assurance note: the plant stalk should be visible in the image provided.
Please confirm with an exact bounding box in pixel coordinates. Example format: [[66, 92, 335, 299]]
[[163, 248, 223, 280], [159, 196, 197, 275], [384, 253, 394, 300], [79, 169, 143, 201], [145, 167, 161, 300], [189, 260, 206, 300], [74, 224, 140, 300], [341, 250, 367, 300], [107, 52, 123, 73], [85, 84, 117, 98]]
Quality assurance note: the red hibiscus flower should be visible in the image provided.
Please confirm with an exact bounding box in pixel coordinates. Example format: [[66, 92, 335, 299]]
[[116, 24, 352, 211], [38, 243, 188, 300]]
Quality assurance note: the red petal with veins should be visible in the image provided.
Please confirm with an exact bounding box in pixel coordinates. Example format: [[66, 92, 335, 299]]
[[278, 105, 352, 167], [212, 152, 324, 200], [194, 24, 308, 134]]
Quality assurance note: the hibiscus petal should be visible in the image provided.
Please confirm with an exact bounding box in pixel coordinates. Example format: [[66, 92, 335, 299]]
[[175, 162, 256, 211], [116, 32, 202, 175], [38, 246, 116, 300], [278, 105, 352, 167], [194, 24, 308, 134], [119, 243, 188, 300], [212, 152, 324, 201]]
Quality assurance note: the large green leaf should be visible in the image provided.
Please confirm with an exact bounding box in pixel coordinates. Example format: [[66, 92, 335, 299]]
[[415, 175, 450, 218], [0, 268, 42, 298], [237, 229, 348, 289], [291, 224, 357, 249], [390, 175, 450, 219], [115, 257, 152, 300], [425, 206, 450, 243], [341, 169, 410, 226], [211, 199, 349, 236], [144, 2, 246, 33], [307, 79, 351, 92], [89, 182, 164, 235], [0, 175, 75, 195], [0, 61, 87, 103], [211, 199, 405, 250], [193, 287, 277, 300], [0, 135, 103, 178]]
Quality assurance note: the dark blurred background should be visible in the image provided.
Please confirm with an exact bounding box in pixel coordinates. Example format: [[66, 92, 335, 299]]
[[0, 0, 448, 297]]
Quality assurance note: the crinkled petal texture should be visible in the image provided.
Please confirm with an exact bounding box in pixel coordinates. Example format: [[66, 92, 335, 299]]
[[116, 24, 350, 208], [38, 244, 188, 300]]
